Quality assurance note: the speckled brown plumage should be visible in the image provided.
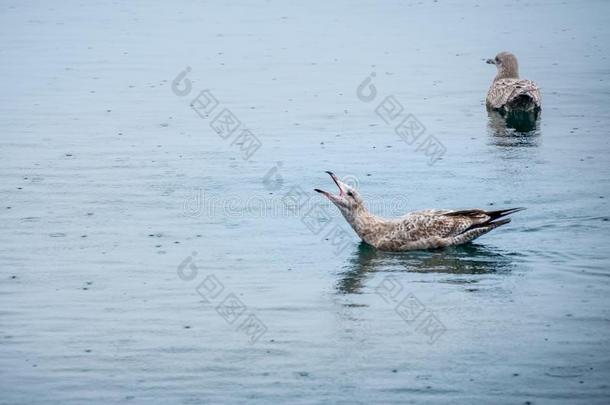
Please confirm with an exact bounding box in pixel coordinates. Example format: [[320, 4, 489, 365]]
[[315, 172, 524, 252], [486, 52, 541, 112]]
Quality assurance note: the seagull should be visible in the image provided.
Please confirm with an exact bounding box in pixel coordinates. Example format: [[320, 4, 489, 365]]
[[486, 52, 541, 114], [315, 171, 524, 252]]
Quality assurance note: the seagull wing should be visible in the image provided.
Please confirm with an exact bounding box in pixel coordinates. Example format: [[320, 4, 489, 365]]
[[487, 79, 541, 110], [400, 208, 525, 240]]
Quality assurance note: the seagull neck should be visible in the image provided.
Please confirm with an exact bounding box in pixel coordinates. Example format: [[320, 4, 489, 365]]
[[343, 205, 382, 237], [495, 67, 519, 81]]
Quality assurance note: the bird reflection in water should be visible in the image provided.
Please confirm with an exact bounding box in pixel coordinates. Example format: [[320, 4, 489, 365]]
[[336, 242, 515, 295], [487, 109, 540, 147]]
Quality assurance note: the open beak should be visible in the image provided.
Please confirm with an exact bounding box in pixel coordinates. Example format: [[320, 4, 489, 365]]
[[314, 171, 346, 200], [486, 58, 496, 65]]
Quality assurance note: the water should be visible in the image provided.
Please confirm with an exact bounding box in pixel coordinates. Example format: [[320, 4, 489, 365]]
[[1, 0, 609, 403]]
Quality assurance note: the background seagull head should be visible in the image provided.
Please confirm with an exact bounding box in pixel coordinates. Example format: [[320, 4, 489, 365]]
[[486, 51, 519, 80]]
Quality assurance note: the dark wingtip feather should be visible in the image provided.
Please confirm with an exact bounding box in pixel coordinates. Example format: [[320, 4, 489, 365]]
[[456, 208, 522, 235], [486, 207, 525, 220]]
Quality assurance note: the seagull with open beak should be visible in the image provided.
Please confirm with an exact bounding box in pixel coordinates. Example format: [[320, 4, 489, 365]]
[[315, 171, 524, 252]]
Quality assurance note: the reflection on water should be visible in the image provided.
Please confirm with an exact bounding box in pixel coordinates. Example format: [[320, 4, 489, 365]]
[[336, 242, 515, 294], [487, 110, 541, 147]]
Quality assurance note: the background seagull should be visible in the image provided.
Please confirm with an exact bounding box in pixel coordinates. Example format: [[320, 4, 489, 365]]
[[315, 171, 524, 252], [486, 51, 542, 114]]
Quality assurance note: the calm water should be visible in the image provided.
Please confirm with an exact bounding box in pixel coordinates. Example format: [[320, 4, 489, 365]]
[[1, 0, 610, 404]]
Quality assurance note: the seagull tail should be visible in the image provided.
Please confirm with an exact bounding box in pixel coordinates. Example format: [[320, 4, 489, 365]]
[[447, 207, 525, 236], [507, 94, 538, 112]]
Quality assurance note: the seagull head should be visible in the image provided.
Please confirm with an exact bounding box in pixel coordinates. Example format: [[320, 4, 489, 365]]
[[486, 51, 519, 79], [315, 171, 364, 213]]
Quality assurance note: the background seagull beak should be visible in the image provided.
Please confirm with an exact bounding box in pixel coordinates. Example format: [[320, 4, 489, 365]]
[[486, 58, 496, 65]]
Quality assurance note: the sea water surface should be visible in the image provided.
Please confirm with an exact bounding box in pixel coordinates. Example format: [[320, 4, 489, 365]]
[[1, 1, 610, 404]]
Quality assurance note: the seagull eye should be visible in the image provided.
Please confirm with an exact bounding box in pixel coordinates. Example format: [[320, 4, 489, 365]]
[[495, 57, 500, 63], [347, 191, 354, 197]]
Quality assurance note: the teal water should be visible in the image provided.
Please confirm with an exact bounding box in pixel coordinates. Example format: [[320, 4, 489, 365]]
[[1, 0, 609, 403]]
